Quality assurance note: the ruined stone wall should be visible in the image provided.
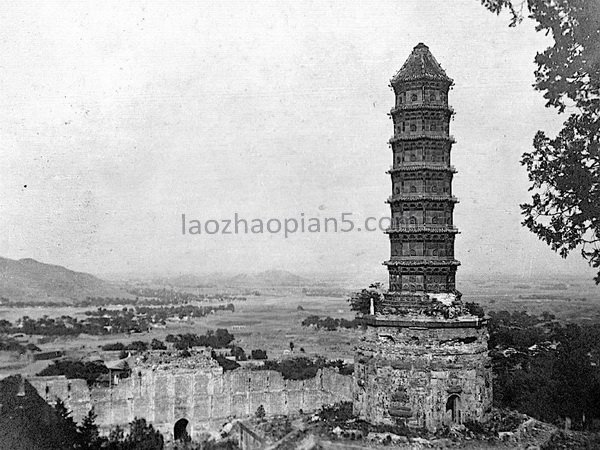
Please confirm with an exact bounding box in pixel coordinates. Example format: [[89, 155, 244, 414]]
[[29, 367, 353, 440], [29, 376, 92, 423], [354, 321, 492, 431]]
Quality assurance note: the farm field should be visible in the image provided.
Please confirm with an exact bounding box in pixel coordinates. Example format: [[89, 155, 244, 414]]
[[0, 293, 355, 378], [461, 276, 600, 322], [3, 275, 600, 379]]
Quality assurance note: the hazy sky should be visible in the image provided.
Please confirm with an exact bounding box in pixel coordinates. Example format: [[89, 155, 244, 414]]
[[1, 1, 595, 281]]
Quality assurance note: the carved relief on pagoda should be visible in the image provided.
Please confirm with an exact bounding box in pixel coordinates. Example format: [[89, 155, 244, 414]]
[[390, 202, 454, 227], [392, 141, 450, 166], [391, 171, 452, 196], [393, 79, 450, 109], [389, 234, 455, 259], [387, 268, 456, 293], [395, 88, 448, 108], [392, 110, 451, 138]]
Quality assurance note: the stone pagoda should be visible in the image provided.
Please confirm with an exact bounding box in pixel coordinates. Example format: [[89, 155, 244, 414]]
[[353, 43, 492, 431]]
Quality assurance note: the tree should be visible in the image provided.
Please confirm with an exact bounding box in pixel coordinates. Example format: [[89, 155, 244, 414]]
[[78, 408, 102, 450], [255, 404, 266, 420], [0, 318, 12, 332], [102, 342, 126, 351], [39, 360, 108, 387], [212, 352, 240, 371], [465, 302, 485, 318], [277, 357, 318, 380], [126, 341, 148, 352], [348, 283, 383, 314], [481, 0, 600, 282], [150, 339, 166, 350], [123, 418, 164, 450], [230, 345, 247, 361], [251, 349, 267, 360], [106, 426, 125, 450], [53, 398, 79, 445], [213, 328, 235, 348]]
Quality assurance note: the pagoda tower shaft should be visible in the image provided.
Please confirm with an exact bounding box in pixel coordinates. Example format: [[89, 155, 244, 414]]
[[384, 42, 459, 308], [353, 43, 492, 431]]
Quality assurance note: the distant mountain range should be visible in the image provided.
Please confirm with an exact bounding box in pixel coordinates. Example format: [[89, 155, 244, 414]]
[[0, 257, 126, 303], [225, 270, 310, 287], [0, 256, 315, 303], [152, 269, 312, 288]]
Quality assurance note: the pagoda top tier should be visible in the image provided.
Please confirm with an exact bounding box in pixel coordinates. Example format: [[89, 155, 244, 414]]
[[391, 43, 453, 85]]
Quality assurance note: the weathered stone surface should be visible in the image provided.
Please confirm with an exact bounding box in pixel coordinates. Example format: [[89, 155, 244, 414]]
[[28, 361, 353, 441], [353, 319, 492, 431]]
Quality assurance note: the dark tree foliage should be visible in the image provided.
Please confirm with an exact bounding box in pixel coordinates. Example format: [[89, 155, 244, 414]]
[[0, 303, 236, 337], [251, 349, 268, 360], [317, 401, 355, 426], [487, 310, 554, 349], [102, 342, 126, 351], [490, 310, 600, 429], [126, 341, 148, 352], [481, 0, 600, 282], [326, 359, 354, 375], [301, 315, 358, 330], [1, 381, 168, 450], [255, 404, 266, 419], [0, 377, 85, 450], [262, 357, 319, 380], [258, 356, 353, 380], [106, 426, 125, 450], [229, 345, 247, 361], [211, 352, 240, 371], [122, 418, 164, 450], [201, 442, 240, 450], [95, 418, 165, 450], [348, 283, 383, 314], [0, 337, 38, 353], [78, 408, 101, 450], [38, 360, 109, 386], [179, 349, 192, 358], [150, 338, 166, 350], [171, 329, 235, 350], [464, 302, 485, 318], [54, 398, 80, 446], [0, 318, 12, 331]]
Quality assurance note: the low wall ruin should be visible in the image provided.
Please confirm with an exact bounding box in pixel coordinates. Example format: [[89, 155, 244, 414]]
[[29, 367, 353, 440]]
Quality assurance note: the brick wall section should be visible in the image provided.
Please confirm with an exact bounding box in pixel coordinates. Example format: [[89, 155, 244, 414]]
[[28, 367, 353, 440]]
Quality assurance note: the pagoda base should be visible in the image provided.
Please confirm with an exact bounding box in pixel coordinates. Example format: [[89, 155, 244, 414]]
[[354, 310, 492, 431]]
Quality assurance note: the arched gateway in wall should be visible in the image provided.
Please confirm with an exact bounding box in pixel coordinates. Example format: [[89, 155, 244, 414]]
[[446, 394, 461, 424], [173, 418, 190, 442]]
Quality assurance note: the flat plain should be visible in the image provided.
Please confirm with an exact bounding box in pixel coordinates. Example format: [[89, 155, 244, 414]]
[[2, 275, 600, 379]]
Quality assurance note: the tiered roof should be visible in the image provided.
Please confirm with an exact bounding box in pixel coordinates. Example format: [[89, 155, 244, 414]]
[[391, 43, 452, 84]]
